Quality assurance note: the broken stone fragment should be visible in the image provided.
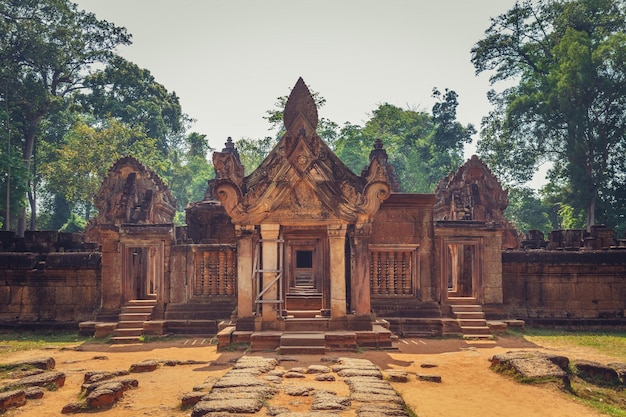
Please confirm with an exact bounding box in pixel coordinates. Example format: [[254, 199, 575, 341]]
[[417, 374, 442, 383], [1, 357, 56, 371], [8, 371, 66, 390], [0, 389, 26, 413], [129, 359, 158, 373]]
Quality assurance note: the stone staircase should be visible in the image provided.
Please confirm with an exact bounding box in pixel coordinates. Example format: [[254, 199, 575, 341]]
[[449, 298, 493, 340], [111, 298, 157, 344], [279, 332, 327, 354]]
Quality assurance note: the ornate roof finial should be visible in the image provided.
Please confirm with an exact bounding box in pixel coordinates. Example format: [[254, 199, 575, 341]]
[[283, 77, 318, 131], [221, 137, 241, 164], [369, 138, 388, 163]]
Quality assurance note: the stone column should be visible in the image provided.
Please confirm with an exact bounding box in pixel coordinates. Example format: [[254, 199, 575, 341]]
[[260, 223, 281, 322], [235, 225, 255, 319], [328, 224, 347, 318], [351, 223, 372, 318]]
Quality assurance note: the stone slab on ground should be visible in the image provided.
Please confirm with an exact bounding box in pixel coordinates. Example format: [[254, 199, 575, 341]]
[[490, 351, 570, 386]]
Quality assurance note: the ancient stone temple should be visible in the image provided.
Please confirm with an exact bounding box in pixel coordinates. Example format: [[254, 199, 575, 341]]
[[211, 78, 395, 333], [2, 77, 625, 347]]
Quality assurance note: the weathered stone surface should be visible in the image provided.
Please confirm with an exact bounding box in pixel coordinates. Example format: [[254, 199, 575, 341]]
[[312, 390, 350, 411], [420, 363, 438, 368], [9, 371, 66, 390], [83, 369, 129, 384], [573, 360, 621, 386], [608, 362, 626, 384], [385, 369, 409, 382], [61, 402, 87, 414], [191, 398, 263, 416], [350, 392, 404, 404], [232, 356, 277, 372], [24, 386, 44, 399], [490, 351, 569, 386], [284, 371, 307, 378], [315, 373, 336, 382], [9, 368, 44, 379], [213, 375, 266, 388], [0, 389, 26, 412], [86, 385, 124, 408], [337, 368, 382, 379], [264, 375, 283, 384], [267, 405, 291, 416], [284, 385, 314, 396], [82, 377, 138, 394], [358, 403, 410, 416], [307, 364, 331, 374], [288, 367, 307, 374], [417, 374, 442, 383], [1, 357, 55, 371], [181, 391, 205, 407], [129, 359, 158, 373]]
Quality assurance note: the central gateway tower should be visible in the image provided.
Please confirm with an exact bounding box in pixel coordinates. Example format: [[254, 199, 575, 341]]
[[213, 78, 393, 332]]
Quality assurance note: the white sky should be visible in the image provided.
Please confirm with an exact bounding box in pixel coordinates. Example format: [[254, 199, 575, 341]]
[[75, 0, 547, 184]]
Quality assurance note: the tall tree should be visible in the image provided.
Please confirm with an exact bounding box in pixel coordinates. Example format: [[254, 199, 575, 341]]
[[80, 56, 185, 154], [472, 0, 626, 230], [0, 0, 131, 234]]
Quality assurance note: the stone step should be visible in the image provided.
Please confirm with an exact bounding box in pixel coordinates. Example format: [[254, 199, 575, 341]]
[[116, 320, 145, 329], [453, 311, 485, 320], [460, 326, 492, 335], [280, 332, 326, 347], [127, 299, 157, 306], [458, 318, 488, 327], [113, 328, 143, 337], [450, 305, 484, 313], [121, 306, 155, 314], [286, 310, 321, 319], [447, 297, 478, 305], [463, 334, 495, 340], [119, 312, 152, 322], [283, 318, 330, 332], [110, 336, 143, 344], [279, 345, 327, 355]]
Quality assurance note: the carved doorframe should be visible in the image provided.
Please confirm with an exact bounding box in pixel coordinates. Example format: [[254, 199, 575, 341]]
[[441, 237, 483, 302], [120, 240, 163, 304], [282, 228, 328, 312]]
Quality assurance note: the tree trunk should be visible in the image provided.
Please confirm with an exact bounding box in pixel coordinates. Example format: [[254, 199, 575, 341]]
[[16, 116, 42, 236]]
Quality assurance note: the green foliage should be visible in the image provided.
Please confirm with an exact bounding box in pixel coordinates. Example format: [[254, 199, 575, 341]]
[[79, 56, 186, 154], [505, 187, 552, 234], [0, 0, 131, 232], [165, 132, 215, 220], [59, 212, 87, 232], [472, 0, 626, 230]]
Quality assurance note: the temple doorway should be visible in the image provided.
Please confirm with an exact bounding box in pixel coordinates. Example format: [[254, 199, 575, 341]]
[[444, 240, 481, 300], [283, 229, 328, 317], [122, 243, 161, 303]]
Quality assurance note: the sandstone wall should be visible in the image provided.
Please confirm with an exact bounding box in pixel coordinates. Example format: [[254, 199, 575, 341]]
[[0, 252, 101, 324], [502, 251, 626, 321]]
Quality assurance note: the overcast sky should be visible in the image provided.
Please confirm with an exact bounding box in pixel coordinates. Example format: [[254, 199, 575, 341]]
[[75, 1, 540, 180]]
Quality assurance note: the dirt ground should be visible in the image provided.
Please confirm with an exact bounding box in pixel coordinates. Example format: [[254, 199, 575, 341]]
[[0, 335, 617, 417]]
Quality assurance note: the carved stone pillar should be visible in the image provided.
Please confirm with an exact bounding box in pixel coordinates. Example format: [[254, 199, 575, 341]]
[[352, 223, 372, 317], [328, 224, 347, 318], [260, 223, 281, 322], [235, 224, 255, 319]]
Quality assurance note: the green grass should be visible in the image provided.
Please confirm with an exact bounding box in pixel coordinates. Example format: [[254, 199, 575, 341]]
[[501, 328, 626, 416], [0, 330, 90, 357], [509, 328, 626, 361]]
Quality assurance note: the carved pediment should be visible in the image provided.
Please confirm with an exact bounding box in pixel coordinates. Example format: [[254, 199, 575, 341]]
[[434, 155, 509, 223], [89, 156, 176, 227], [213, 77, 392, 225]]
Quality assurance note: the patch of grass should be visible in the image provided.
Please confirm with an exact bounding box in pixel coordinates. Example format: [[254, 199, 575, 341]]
[[0, 330, 90, 357], [507, 328, 626, 361]]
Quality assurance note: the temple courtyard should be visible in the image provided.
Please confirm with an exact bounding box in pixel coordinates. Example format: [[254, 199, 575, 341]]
[[1, 333, 621, 417]]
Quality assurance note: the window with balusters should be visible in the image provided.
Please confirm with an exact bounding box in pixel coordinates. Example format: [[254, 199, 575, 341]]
[[369, 245, 418, 296], [194, 248, 237, 296]]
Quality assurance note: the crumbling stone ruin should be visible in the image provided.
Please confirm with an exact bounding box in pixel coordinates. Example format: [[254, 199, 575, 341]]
[[1, 77, 625, 344]]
